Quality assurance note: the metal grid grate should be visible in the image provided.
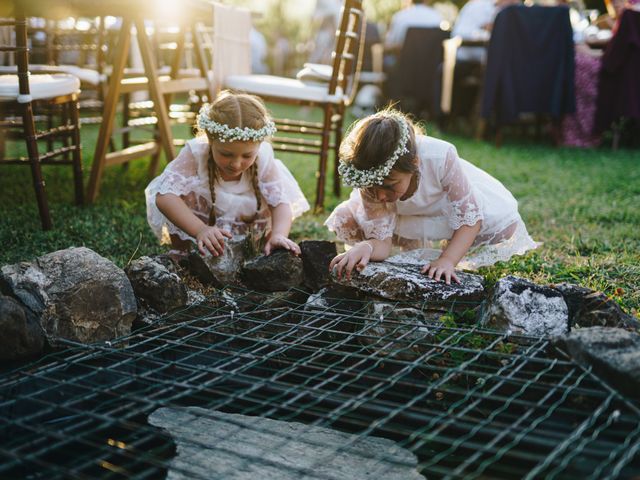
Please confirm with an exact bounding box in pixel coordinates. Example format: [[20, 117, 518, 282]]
[[1, 286, 639, 479]]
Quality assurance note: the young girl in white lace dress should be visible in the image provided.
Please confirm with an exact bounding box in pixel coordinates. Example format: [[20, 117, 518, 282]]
[[145, 91, 309, 257], [326, 109, 537, 284]]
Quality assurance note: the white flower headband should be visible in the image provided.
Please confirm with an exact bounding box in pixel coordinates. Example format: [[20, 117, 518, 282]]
[[197, 104, 277, 142], [338, 112, 411, 188]]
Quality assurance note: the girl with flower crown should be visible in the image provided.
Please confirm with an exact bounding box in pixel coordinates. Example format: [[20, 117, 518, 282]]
[[326, 108, 538, 284], [145, 91, 309, 257]]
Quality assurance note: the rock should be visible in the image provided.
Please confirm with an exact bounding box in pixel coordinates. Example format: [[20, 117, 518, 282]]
[[479, 276, 568, 337], [241, 249, 304, 292], [126, 256, 188, 314], [149, 407, 425, 480], [0, 294, 45, 360], [554, 327, 640, 398], [299, 240, 337, 291], [553, 283, 640, 330], [332, 260, 485, 308], [358, 302, 446, 360], [186, 235, 250, 288], [0, 247, 137, 344], [296, 286, 366, 344]]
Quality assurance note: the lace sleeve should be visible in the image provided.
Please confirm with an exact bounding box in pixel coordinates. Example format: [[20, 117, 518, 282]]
[[441, 146, 484, 231], [324, 189, 397, 245], [256, 142, 310, 218], [145, 142, 211, 244]]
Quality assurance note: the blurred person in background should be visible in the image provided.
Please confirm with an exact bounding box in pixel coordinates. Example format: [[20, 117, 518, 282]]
[[445, 0, 520, 118], [309, 0, 342, 64], [250, 27, 268, 74], [384, 0, 443, 67]]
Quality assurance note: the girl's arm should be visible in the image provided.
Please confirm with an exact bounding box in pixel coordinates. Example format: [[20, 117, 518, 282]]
[[329, 237, 393, 281], [422, 221, 482, 284], [156, 193, 207, 238], [156, 193, 231, 256], [264, 203, 301, 255]]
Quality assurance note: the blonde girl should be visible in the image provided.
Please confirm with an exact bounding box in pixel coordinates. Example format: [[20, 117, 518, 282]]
[[146, 91, 309, 257]]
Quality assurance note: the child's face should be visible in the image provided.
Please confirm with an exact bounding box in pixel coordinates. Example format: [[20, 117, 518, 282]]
[[364, 168, 415, 203], [211, 140, 261, 181]]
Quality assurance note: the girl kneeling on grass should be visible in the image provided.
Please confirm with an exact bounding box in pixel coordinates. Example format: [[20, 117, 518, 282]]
[[145, 90, 309, 257], [326, 108, 538, 284]]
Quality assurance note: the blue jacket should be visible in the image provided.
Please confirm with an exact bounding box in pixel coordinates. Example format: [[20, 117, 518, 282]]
[[481, 5, 576, 125]]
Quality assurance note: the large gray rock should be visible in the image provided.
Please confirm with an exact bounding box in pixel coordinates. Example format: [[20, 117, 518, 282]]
[[0, 294, 45, 360], [300, 240, 337, 291], [149, 407, 425, 480], [187, 235, 250, 288], [332, 260, 485, 307], [358, 302, 446, 360], [241, 249, 304, 292], [126, 256, 188, 313], [479, 276, 569, 337], [553, 283, 640, 330], [0, 247, 137, 344], [555, 327, 640, 398]]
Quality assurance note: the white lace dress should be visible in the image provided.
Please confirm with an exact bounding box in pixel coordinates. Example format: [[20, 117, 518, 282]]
[[325, 135, 538, 268], [145, 137, 310, 245]]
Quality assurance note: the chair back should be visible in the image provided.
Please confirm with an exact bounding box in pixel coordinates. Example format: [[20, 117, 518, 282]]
[[0, 16, 30, 98], [212, 3, 251, 94], [393, 27, 449, 109], [481, 5, 575, 125], [36, 18, 107, 70], [328, 0, 366, 105]]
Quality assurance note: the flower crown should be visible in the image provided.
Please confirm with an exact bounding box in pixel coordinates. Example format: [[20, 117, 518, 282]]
[[338, 112, 411, 188], [197, 104, 277, 142]]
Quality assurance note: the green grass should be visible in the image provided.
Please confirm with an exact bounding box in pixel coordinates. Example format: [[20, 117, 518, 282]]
[[1, 107, 639, 316]]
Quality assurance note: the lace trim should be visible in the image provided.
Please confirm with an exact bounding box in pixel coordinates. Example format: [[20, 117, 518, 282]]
[[448, 197, 484, 230], [360, 220, 395, 241], [259, 182, 308, 218]]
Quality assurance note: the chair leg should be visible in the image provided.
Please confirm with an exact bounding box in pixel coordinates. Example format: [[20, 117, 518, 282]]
[[315, 104, 334, 212], [333, 110, 343, 198], [148, 123, 162, 178], [22, 103, 52, 230], [123, 92, 131, 150], [69, 98, 85, 206], [62, 102, 71, 162], [46, 103, 54, 155]]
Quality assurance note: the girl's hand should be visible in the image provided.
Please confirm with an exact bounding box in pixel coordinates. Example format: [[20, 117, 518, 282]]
[[264, 233, 301, 256], [421, 256, 460, 285], [329, 241, 373, 281], [196, 225, 232, 256]]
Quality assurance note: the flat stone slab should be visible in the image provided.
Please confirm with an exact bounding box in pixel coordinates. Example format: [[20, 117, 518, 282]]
[[149, 407, 425, 480], [555, 327, 640, 398], [332, 260, 484, 305]]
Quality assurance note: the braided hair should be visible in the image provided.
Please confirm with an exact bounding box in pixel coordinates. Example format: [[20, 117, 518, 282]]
[[198, 90, 272, 226]]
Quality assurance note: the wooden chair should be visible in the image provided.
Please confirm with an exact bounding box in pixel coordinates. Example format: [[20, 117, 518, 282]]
[[0, 16, 83, 230], [0, 17, 109, 125], [86, 15, 214, 203], [224, 0, 366, 211]]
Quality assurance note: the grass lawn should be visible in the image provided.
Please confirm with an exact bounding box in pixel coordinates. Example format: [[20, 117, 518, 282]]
[[1, 106, 639, 316]]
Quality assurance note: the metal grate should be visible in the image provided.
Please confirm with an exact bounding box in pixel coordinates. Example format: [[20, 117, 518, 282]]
[[1, 287, 639, 479]]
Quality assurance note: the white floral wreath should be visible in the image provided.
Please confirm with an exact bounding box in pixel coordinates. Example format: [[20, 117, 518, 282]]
[[338, 112, 411, 188], [197, 104, 277, 142]]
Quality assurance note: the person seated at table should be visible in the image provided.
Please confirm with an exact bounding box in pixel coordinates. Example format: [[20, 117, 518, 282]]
[[146, 91, 310, 258], [561, 0, 639, 147], [384, 0, 444, 67]]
